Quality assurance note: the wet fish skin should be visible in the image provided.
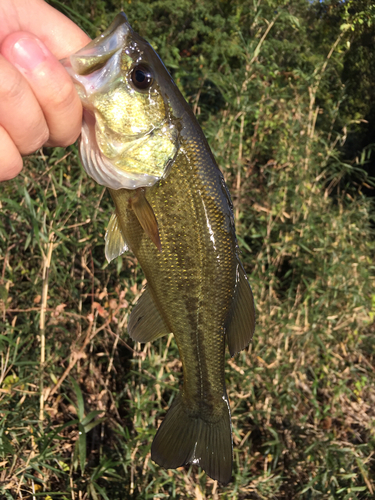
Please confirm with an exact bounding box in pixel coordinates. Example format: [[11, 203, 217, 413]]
[[65, 13, 255, 484], [63, 14, 179, 190]]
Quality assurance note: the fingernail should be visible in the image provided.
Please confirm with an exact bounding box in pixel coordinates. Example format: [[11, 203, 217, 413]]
[[11, 37, 48, 73]]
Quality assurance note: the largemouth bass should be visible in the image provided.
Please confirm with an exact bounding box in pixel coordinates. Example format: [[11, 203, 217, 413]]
[[63, 13, 255, 484]]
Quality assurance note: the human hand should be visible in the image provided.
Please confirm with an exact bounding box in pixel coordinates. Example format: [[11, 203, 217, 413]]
[[0, 0, 90, 181]]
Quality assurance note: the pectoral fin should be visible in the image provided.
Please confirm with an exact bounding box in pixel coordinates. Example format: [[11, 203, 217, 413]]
[[105, 212, 129, 263], [130, 188, 162, 252], [225, 258, 256, 357], [128, 286, 171, 343]]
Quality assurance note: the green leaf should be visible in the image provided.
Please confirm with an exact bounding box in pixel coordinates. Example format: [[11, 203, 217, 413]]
[[0, 335, 15, 346], [78, 423, 86, 474], [81, 410, 105, 428], [84, 417, 107, 434], [71, 378, 85, 422], [0, 285, 8, 302], [0, 434, 14, 456], [91, 483, 111, 500]]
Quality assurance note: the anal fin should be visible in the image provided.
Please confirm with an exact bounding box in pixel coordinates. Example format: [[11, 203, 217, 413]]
[[128, 286, 170, 343], [105, 212, 129, 263], [225, 258, 256, 357]]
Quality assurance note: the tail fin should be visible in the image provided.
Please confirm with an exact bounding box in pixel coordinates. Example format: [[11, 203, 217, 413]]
[[151, 393, 232, 484]]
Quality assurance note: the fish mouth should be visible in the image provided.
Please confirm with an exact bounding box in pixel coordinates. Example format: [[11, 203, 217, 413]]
[[69, 13, 130, 77], [62, 13, 180, 190], [62, 14, 131, 94]]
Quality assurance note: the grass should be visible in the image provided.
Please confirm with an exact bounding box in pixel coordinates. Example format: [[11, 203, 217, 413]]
[[1, 0, 375, 498]]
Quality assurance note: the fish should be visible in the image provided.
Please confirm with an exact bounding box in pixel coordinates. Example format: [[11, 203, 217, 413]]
[[63, 13, 255, 485]]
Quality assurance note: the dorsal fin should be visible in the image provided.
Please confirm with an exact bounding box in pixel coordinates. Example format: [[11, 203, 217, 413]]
[[225, 258, 256, 357], [128, 286, 170, 343], [105, 212, 129, 263]]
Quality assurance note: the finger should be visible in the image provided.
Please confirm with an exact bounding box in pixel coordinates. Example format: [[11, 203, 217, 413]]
[[0, 54, 49, 155], [0, 0, 91, 58], [2, 32, 83, 147], [0, 124, 23, 181]]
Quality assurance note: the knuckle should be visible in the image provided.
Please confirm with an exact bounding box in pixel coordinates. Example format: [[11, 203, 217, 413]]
[[0, 65, 25, 103], [42, 78, 82, 147], [50, 133, 79, 148], [57, 126, 81, 147], [45, 78, 76, 111], [21, 129, 50, 155], [0, 125, 23, 181]]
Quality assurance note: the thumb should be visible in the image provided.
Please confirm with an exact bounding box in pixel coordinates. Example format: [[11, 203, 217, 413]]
[[1, 32, 84, 147]]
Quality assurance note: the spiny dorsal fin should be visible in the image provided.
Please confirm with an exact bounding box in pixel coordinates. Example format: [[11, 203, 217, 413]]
[[128, 286, 170, 343], [225, 258, 256, 357], [129, 188, 162, 252], [105, 212, 129, 263]]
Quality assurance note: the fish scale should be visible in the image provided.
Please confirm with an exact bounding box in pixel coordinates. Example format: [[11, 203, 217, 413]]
[[110, 136, 237, 473], [63, 12, 255, 484]]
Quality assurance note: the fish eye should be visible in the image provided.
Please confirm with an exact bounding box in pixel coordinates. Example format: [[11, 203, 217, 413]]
[[130, 64, 154, 91]]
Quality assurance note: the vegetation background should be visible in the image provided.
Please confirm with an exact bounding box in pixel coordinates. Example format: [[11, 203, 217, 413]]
[[1, 0, 375, 498]]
